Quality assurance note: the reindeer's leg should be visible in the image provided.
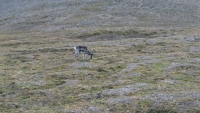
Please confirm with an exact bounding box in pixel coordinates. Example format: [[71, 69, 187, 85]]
[[84, 53, 85, 60], [74, 48, 79, 60], [74, 54, 76, 59], [74, 52, 77, 59], [78, 53, 80, 60], [76, 52, 79, 60]]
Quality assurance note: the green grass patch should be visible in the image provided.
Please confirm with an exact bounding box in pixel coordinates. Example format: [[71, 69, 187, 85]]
[[171, 73, 196, 82], [92, 64, 124, 79], [135, 100, 152, 113], [131, 62, 169, 83], [150, 62, 167, 74], [61, 96, 77, 105], [18, 95, 31, 102], [147, 107, 177, 113]]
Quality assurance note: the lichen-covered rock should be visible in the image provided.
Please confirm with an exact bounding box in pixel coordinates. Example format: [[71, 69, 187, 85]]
[[102, 83, 146, 96], [71, 62, 96, 68]]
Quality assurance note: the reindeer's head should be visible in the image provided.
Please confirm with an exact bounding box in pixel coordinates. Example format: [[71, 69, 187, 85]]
[[87, 51, 93, 59]]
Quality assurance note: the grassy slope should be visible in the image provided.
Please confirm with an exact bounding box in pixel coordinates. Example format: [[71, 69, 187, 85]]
[[0, 0, 200, 112], [0, 0, 200, 33]]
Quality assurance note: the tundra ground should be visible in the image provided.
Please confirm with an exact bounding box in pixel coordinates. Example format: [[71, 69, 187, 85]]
[[0, 27, 200, 112]]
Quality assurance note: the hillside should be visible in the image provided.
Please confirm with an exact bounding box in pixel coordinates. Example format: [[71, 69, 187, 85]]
[[0, 0, 200, 33], [0, 0, 200, 113]]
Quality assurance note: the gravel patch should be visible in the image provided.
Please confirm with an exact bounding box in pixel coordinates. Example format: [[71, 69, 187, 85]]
[[144, 93, 175, 103], [180, 36, 200, 43], [38, 90, 54, 99], [83, 106, 101, 113], [135, 55, 154, 60], [141, 59, 161, 64], [135, 55, 161, 64], [190, 46, 200, 52], [102, 83, 146, 96], [166, 62, 200, 72], [166, 62, 200, 76], [16, 79, 46, 89], [120, 63, 138, 73], [108, 80, 126, 86], [58, 80, 79, 88], [146, 38, 165, 45], [144, 92, 200, 105], [119, 59, 160, 75], [71, 62, 96, 68], [78, 93, 92, 101], [29, 74, 45, 80], [67, 106, 101, 113], [165, 52, 188, 61], [106, 96, 137, 104], [177, 100, 200, 111], [33, 80, 46, 86], [187, 58, 200, 64], [161, 79, 178, 84], [67, 110, 81, 113], [27, 74, 46, 86], [121, 73, 142, 78]]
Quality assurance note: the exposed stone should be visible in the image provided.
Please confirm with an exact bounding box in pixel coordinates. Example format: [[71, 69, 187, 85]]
[[102, 83, 146, 96], [83, 106, 101, 113], [190, 46, 200, 52], [71, 62, 96, 68], [120, 63, 138, 73], [106, 97, 137, 104], [122, 73, 142, 78], [161, 79, 177, 84]]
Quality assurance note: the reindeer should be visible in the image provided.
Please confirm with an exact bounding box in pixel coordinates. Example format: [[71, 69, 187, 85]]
[[74, 46, 93, 59]]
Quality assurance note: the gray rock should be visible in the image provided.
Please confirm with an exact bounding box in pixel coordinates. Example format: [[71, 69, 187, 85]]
[[136, 55, 161, 64], [27, 74, 46, 86], [135, 56, 154, 60], [83, 106, 101, 113], [102, 83, 146, 96], [144, 93, 175, 103], [187, 58, 200, 64], [120, 63, 138, 73], [177, 100, 200, 111], [166, 62, 199, 72], [78, 93, 92, 101], [29, 73, 45, 80], [161, 79, 177, 84], [144, 92, 200, 105], [106, 97, 137, 104], [71, 62, 96, 68], [190, 46, 200, 52]]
